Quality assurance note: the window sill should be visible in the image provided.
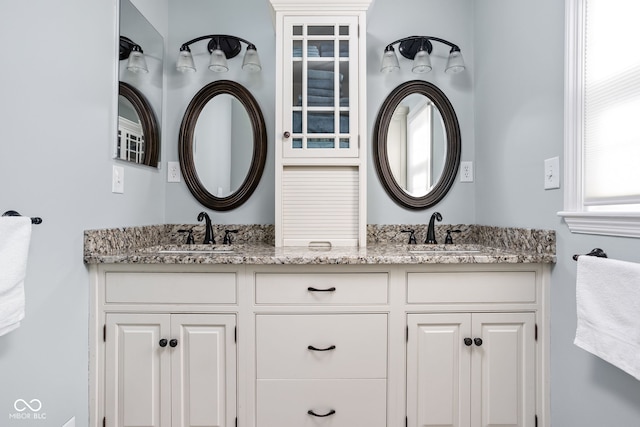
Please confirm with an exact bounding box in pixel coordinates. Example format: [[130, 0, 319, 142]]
[[558, 211, 640, 238]]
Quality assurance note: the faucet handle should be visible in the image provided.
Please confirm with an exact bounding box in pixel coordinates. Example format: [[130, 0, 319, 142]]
[[444, 229, 461, 245], [178, 229, 195, 245], [401, 229, 417, 245], [223, 229, 239, 245]]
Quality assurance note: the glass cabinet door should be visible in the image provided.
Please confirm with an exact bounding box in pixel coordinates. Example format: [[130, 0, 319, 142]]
[[283, 16, 359, 157]]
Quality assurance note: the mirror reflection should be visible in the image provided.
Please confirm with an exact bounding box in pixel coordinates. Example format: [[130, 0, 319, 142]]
[[387, 94, 446, 197], [193, 94, 253, 198], [117, 95, 145, 163], [117, 0, 163, 167]]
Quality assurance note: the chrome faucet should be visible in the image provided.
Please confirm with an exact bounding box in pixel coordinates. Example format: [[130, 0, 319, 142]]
[[197, 211, 215, 244], [425, 212, 442, 244]]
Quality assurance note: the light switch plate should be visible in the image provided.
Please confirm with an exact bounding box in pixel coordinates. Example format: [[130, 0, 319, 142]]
[[112, 165, 124, 194], [544, 157, 560, 190]]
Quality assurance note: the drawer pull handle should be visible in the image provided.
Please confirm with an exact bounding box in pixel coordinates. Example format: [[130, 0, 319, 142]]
[[169, 339, 179, 348], [474, 338, 483, 347], [307, 286, 336, 292], [307, 409, 336, 418], [463, 338, 473, 346], [159, 339, 168, 348], [307, 345, 336, 352]]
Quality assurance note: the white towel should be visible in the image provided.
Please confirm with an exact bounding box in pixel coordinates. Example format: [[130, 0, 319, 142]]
[[0, 217, 32, 336], [575, 255, 640, 380]]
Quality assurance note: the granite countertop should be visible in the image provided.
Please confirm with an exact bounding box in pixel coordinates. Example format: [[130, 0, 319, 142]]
[[84, 224, 556, 265]]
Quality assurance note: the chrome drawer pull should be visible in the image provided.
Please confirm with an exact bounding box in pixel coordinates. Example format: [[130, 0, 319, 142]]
[[307, 345, 336, 352], [307, 409, 336, 417], [307, 286, 336, 292]]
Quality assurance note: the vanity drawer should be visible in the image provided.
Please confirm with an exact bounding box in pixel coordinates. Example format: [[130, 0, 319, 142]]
[[257, 379, 386, 427], [256, 314, 387, 379], [105, 272, 237, 304], [407, 271, 536, 304], [255, 272, 388, 304]]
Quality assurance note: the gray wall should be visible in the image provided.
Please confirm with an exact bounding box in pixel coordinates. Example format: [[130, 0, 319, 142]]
[[164, 0, 276, 224], [475, 0, 640, 425], [0, 0, 168, 425], [2, 0, 640, 426], [367, 0, 476, 225]]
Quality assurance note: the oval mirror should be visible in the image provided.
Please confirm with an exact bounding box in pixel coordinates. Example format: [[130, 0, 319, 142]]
[[373, 80, 461, 209], [118, 81, 159, 167], [179, 80, 267, 211]]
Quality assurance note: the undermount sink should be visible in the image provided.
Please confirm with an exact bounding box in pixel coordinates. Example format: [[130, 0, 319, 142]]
[[151, 245, 236, 255], [406, 244, 482, 255]]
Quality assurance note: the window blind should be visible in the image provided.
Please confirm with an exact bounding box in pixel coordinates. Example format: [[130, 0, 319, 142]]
[[583, 0, 640, 205]]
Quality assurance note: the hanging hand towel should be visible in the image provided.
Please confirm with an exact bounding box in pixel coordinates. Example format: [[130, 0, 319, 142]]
[[575, 255, 640, 380], [0, 216, 32, 336]]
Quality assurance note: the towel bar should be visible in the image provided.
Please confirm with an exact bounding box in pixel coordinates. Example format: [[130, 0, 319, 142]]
[[572, 248, 607, 261], [2, 210, 42, 225]]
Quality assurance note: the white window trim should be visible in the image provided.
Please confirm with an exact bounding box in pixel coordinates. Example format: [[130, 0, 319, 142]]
[[558, 0, 640, 238]]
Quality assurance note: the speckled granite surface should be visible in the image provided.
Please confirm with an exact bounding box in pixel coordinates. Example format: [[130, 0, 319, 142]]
[[84, 224, 555, 265]]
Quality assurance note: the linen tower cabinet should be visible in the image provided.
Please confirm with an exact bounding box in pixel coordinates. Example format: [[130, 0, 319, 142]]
[[269, 0, 373, 247]]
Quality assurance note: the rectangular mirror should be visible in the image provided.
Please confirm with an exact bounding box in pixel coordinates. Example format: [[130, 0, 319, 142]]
[[117, 0, 163, 167]]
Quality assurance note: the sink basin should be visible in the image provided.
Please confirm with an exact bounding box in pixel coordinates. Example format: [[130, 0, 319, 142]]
[[158, 249, 235, 254], [147, 245, 236, 255], [409, 249, 481, 254], [406, 244, 482, 255]]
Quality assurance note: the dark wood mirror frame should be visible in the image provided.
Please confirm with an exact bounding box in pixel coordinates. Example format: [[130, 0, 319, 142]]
[[373, 80, 461, 210], [179, 80, 267, 211], [119, 81, 160, 167]]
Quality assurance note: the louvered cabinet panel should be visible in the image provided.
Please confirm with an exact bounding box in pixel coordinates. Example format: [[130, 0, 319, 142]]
[[281, 166, 359, 246]]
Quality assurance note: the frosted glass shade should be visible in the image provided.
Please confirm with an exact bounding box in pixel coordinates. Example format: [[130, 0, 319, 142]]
[[209, 48, 229, 72], [380, 48, 400, 73], [127, 49, 148, 74], [176, 49, 196, 72], [445, 50, 465, 74], [242, 46, 262, 72], [411, 49, 432, 74]]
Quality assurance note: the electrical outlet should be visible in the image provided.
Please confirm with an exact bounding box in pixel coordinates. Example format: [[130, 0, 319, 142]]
[[460, 161, 473, 182], [112, 165, 124, 193], [544, 157, 560, 189], [168, 161, 180, 183]]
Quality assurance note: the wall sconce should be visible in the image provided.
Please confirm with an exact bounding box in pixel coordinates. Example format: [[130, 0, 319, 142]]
[[119, 36, 149, 74], [176, 35, 261, 73], [380, 36, 465, 74]]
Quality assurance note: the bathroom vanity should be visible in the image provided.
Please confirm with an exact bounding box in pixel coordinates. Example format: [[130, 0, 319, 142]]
[[85, 225, 554, 427]]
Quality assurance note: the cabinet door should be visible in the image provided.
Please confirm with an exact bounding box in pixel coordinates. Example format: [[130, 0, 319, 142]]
[[105, 313, 171, 427], [407, 313, 471, 427], [471, 313, 535, 427], [283, 15, 359, 158], [171, 314, 236, 427]]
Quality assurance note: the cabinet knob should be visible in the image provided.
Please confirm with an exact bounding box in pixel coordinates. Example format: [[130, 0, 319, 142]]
[[159, 339, 168, 348], [169, 339, 178, 348], [464, 338, 473, 346], [474, 338, 483, 346], [307, 409, 336, 417], [283, 131, 291, 138]]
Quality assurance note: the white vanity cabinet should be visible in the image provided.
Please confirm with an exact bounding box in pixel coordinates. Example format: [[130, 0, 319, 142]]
[[252, 269, 389, 427], [89, 262, 550, 427], [90, 266, 239, 427], [269, 0, 372, 247], [405, 267, 544, 427]]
